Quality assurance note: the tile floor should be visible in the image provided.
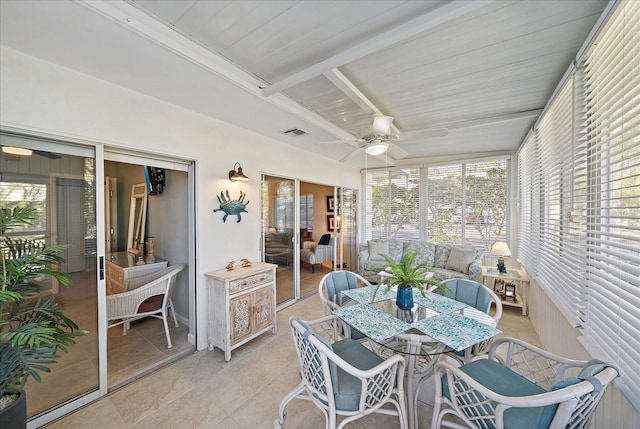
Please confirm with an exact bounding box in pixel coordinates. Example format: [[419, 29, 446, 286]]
[[44, 294, 540, 429]]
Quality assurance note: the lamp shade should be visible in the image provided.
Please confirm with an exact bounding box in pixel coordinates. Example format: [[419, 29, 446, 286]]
[[365, 141, 389, 156], [491, 241, 511, 256], [372, 115, 394, 135]]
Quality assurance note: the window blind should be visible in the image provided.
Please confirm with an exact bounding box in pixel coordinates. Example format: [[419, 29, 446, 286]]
[[427, 164, 463, 244], [534, 78, 587, 325], [581, 0, 640, 409], [363, 168, 420, 241], [517, 132, 540, 274]]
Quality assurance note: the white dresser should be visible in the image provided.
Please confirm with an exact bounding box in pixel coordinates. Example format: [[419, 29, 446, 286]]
[[206, 262, 277, 361], [105, 251, 168, 295]]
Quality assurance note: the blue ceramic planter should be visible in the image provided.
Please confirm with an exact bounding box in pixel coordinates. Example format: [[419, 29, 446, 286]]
[[396, 287, 414, 310]]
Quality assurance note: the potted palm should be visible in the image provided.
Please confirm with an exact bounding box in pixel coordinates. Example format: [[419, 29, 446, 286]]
[[373, 250, 446, 309], [0, 207, 87, 429]]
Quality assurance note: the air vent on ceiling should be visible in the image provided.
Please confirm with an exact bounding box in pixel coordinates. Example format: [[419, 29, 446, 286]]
[[283, 128, 308, 137]]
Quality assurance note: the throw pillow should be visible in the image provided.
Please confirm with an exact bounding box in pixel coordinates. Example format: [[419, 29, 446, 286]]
[[445, 247, 479, 273], [368, 240, 389, 261], [319, 233, 331, 245], [434, 245, 452, 268], [403, 242, 436, 266]]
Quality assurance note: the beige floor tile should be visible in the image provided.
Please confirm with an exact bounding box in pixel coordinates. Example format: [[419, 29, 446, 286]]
[[46, 292, 540, 429], [45, 397, 126, 429]]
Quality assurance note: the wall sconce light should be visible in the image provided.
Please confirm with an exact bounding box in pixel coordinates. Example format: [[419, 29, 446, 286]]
[[228, 162, 249, 182]]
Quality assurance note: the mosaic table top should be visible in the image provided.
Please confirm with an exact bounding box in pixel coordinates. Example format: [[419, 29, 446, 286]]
[[333, 285, 501, 352]]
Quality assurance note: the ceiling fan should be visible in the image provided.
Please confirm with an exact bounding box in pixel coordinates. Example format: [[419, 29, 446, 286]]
[[325, 115, 448, 162], [1, 146, 62, 159]]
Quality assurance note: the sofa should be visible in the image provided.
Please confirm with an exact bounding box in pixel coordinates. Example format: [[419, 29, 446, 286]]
[[358, 239, 483, 284]]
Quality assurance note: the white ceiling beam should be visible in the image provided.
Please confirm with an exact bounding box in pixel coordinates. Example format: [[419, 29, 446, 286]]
[[78, 0, 358, 144], [323, 68, 401, 135], [261, 0, 493, 97]]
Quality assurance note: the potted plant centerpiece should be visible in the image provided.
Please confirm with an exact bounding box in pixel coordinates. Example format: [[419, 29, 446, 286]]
[[0, 207, 87, 429], [373, 250, 446, 309]]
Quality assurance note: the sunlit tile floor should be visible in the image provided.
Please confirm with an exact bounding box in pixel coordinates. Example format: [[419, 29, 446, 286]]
[[44, 294, 539, 429]]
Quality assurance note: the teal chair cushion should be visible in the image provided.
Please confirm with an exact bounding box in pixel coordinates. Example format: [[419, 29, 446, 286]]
[[444, 279, 492, 312], [332, 339, 384, 411], [324, 271, 360, 303], [295, 317, 384, 413], [442, 359, 548, 429]]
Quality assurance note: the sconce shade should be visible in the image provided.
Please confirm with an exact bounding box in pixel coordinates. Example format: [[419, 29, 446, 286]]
[[491, 241, 512, 257], [2, 146, 33, 156], [365, 141, 389, 156], [372, 115, 394, 135], [229, 162, 249, 181]]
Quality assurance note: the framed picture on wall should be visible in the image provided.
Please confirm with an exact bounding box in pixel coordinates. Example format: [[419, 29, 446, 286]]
[[326, 195, 335, 212], [327, 215, 340, 230]]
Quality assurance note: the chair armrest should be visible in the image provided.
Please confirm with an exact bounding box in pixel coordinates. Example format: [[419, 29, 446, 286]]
[[302, 241, 317, 250], [488, 337, 586, 383]]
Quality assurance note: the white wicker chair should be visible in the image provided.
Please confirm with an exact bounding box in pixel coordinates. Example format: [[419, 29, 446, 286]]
[[107, 264, 184, 348], [274, 315, 408, 429], [317, 271, 371, 315], [439, 279, 503, 363], [432, 337, 618, 429]]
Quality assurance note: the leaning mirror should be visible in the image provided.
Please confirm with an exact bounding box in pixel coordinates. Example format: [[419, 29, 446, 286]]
[[127, 183, 148, 252]]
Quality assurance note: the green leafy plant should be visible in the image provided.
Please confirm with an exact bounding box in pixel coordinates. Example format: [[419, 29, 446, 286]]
[[372, 250, 447, 300], [1, 207, 87, 405]]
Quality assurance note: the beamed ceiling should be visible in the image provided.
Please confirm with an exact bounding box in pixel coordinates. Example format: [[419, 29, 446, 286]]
[[0, 0, 608, 167]]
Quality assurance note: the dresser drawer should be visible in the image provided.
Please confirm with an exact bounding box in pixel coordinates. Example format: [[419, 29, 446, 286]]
[[229, 271, 273, 294]]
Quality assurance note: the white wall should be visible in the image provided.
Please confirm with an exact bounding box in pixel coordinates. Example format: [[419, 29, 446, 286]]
[[0, 47, 362, 350]]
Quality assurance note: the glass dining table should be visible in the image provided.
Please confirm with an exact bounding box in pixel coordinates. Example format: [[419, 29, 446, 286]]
[[331, 284, 500, 429]]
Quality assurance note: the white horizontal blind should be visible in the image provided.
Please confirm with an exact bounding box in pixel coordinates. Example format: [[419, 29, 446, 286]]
[[582, 0, 640, 410], [517, 132, 540, 274], [534, 78, 586, 325], [363, 168, 420, 240], [426, 164, 463, 244], [465, 159, 508, 251]]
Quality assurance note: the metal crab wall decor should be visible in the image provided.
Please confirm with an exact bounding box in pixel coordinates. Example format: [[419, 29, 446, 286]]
[[214, 190, 250, 223]]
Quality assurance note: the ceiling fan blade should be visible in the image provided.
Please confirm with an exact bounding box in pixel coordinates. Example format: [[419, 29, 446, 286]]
[[33, 150, 62, 159], [400, 128, 449, 140], [339, 147, 361, 162], [386, 142, 409, 160]]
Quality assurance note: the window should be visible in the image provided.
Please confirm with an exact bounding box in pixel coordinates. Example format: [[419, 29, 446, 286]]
[[518, 0, 640, 410], [363, 159, 508, 251], [299, 194, 314, 230], [427, 160, 508, 250], [364, 168, 420, 241]]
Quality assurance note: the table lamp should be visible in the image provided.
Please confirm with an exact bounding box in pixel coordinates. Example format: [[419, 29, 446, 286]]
[[491, 241, 511, 274]]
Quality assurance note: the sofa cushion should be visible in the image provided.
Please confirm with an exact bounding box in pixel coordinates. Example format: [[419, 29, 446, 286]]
[[368, 240, 389, 261], [319, 233, 331, 245], [434, 244, 453, 268], [446, 247, 479, 273], [403, 241, 436, 266]]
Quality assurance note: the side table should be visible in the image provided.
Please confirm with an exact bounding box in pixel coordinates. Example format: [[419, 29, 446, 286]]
[[481, 267, 529, 315]]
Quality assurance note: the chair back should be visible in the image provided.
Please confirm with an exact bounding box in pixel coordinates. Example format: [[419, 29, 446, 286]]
[[318, 271, 370, 315], [433, 337, 619, 429], [289, 317, 331, 407], [124, 264, 185, 310], [442, 278, 502, 323]]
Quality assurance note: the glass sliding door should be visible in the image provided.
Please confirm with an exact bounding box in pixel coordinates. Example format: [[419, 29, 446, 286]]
[[262, 175, 297, 305], [336, 188, 358, 271], [1, 133, 100, 420]]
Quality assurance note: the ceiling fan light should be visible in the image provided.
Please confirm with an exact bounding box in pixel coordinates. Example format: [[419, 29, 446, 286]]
[[2, 146, 33, 156], [372, 116, 394, 135], [365, 141, 389, 156]]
